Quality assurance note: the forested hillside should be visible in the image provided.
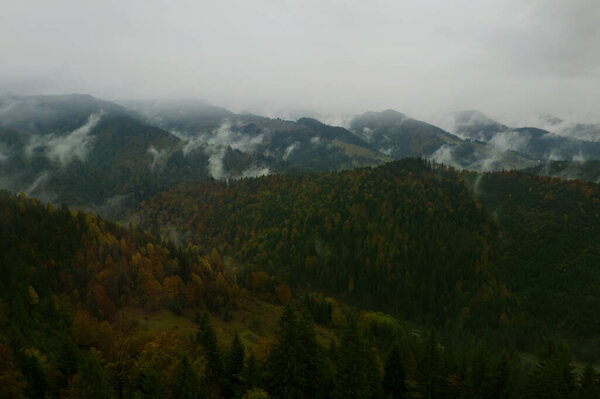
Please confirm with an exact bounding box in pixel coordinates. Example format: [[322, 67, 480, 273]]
[[136, 159, 511, 330], [135, 159, 600, 357], [2, 189, 599, 399], [466, 171, 600, 359]]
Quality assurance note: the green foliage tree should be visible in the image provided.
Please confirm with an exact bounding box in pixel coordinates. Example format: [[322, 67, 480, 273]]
[[68, 350, 115, 399], [0, 344, 27, 399], [265, 306, 321, 399], [576, 364, 600, 399], [196, 313, 224, 397], [170, 356, 200, 399], [382, 344, 407, 399], [527, 340, 576, 399], [225, 332, 245, 398], [334, 316, 382, 399]]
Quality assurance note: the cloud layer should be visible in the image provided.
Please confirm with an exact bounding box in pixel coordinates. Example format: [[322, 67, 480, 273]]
[[1, 1, 598, 124]]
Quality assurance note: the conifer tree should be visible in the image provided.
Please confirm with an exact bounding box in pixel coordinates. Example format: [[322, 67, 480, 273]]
[[334, 316, 382, 399], [265, 305, 320, 399], [527, 340, 576, 399], [225, 332, 245, 398], [171, 356, 200, 399], [196, 312, 224, 396], [577, 364, 600, 399], [383, 344, 407, 399]]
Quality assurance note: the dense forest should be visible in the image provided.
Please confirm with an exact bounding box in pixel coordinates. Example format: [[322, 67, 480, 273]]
[[135, 159, 600, 349], [136, 159, 509, 331], [2, 159, 600, 398]]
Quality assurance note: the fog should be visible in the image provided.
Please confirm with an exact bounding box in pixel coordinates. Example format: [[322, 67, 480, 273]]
[[1, 0, 599, 127], [25, 112, 103, 166]]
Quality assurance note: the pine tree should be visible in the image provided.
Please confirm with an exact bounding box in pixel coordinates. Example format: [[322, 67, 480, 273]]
[[241, 352, 261, 392], [334, 316, 382, 399], [383, 344, 407, 399], [171, 356, 200, 399], [577, 364, 600, 399], [527, 340, 576, 399], [490, 351, 511, 399], [464, 345, 492, 399], [225, 332, 245, 398], [265, 305, 320, 399], [417, 330, 443, 399], [136, 367, 166, 399], [196, 312, 224, 396]]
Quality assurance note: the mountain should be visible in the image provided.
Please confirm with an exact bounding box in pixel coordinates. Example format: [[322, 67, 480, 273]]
[[0, 95, 280, 215], [126, 99, 392, 172], [0, 93, 130, 134], [454, 110, 600, 162], [454, 110, 509, 142], [350, 109, 536, 171], [121, 98, 240, 134], [350, 109, 462, 157], [525, 160, 600, 183]]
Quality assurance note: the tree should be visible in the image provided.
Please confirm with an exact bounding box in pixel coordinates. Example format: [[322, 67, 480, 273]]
[[135, 367, 166, 399], [334, 315, 382, 399], [527, 340, 576, 399], [417, 330, 443, 399], [265, 306, 321, 399], [196, 313, 224, 396], [489, 351, 511, 399], [383, 344, 407, 399], [68, 350, 115, 399], [464, 345, 492, 399], [0, 344, 27, 399], [170, 356, 200, 399], [225, 333, 245, 398], [577, 364, 600, 399]]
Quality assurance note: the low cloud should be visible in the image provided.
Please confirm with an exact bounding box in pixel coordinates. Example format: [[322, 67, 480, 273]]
[[282, 142, 299, 161], [206, 147, 227, 180], [0, 144, 9, 163], [241, 165, 270, 178], [25, 172, 52, 198], [488, 130, 531, 152], [182, 121, 265, 157], [25, 112, 103, 166], [429, 145, 456, 167], [147, 145, 169, 169]]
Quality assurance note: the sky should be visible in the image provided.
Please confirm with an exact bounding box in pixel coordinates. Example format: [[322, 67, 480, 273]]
[[1, 0, 599, 128]]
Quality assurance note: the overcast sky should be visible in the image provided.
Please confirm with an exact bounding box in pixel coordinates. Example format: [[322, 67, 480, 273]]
[[1, 0, 599, 127]]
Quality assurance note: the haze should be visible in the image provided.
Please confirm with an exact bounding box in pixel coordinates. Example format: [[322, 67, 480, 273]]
[[1, 0, 599, 128]]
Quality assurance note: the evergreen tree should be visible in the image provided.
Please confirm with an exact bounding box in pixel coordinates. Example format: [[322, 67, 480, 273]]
[[68, 350, 115, 399], [527, 340, 576, 399], [489, 351, 511, 399], [20, 350, 49, 399], [196, 312, 224, 396], [576, 364, 600, 399], [417, 330, 443, 399], [225, 332, 245, 398], [170, 356, 200, 399], [334, 316, 382, 399], [265, 305, 320, 399], [241, 352, 261, 393], [383, 344, 407, 399], [135, 367, 166, 399], [464, 345, 492, 399]]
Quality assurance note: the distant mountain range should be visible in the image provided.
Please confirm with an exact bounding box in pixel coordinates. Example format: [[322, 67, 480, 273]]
[[454, 110, 600, 162], [1, 94, 599, 214]]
